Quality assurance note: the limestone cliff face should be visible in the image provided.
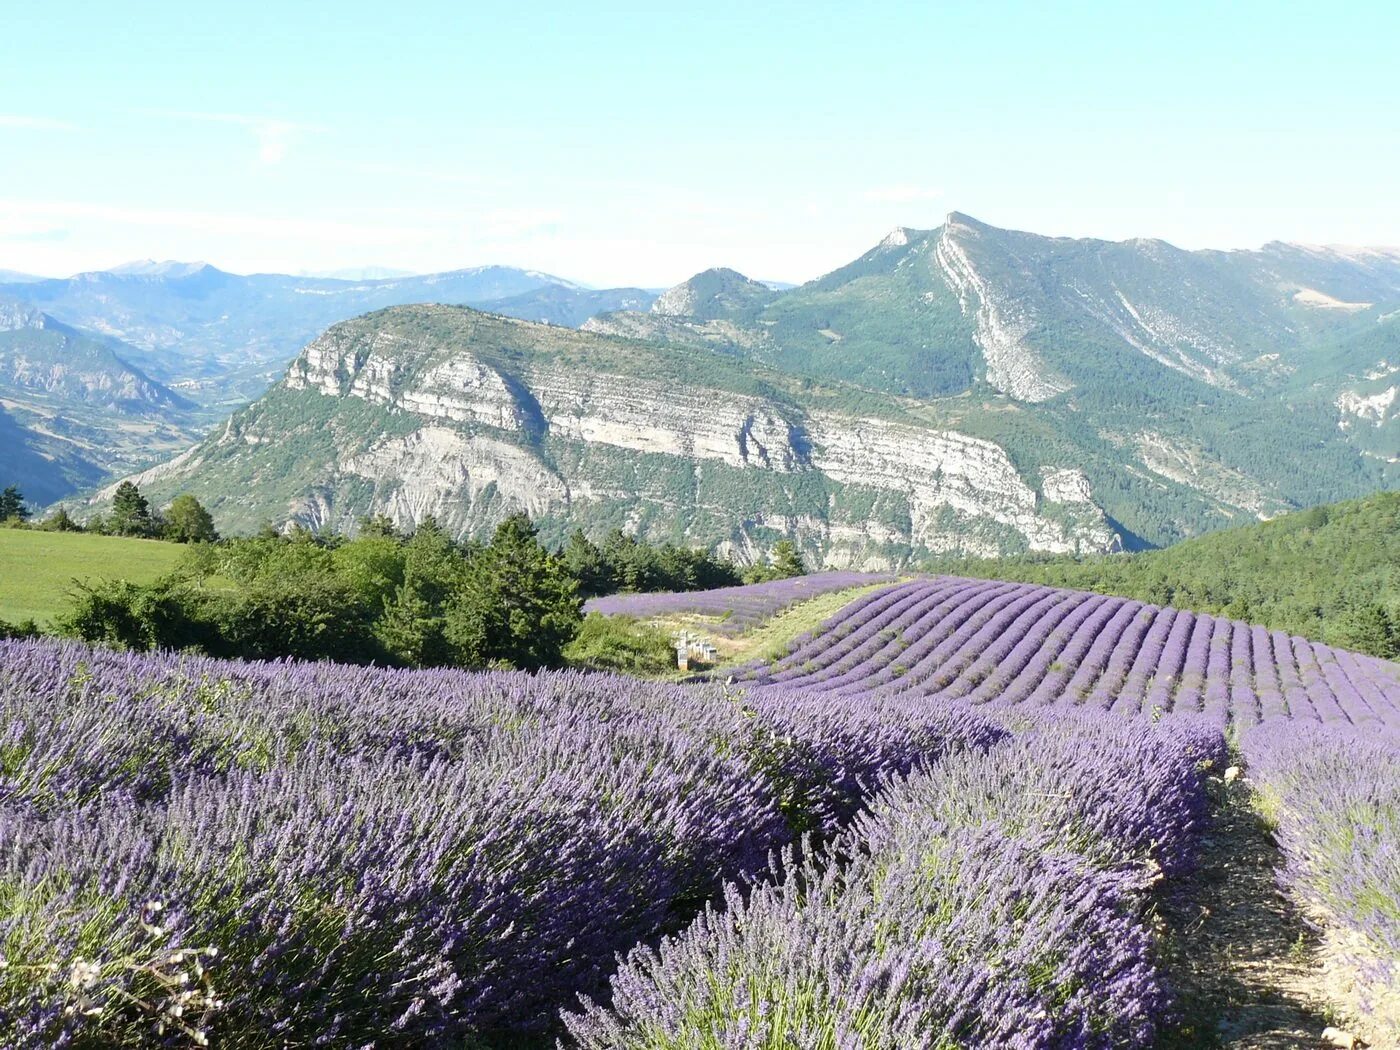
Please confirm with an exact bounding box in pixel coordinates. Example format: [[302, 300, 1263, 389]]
[[155, 306, 1120, 566], [934, 217, 1072, 403]]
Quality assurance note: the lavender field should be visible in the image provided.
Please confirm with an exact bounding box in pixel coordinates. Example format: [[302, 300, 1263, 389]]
[[4, 575, 1399, 1046], [582, 571, 897, 635], [742, 576, 1400, 727]]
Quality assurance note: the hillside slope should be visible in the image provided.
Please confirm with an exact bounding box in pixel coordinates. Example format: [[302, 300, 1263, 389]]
[[943, 490, 1400, 656], [0, 298, 203, 492], [104, 301, 1393, 568], [100, 304, 1137, 567]]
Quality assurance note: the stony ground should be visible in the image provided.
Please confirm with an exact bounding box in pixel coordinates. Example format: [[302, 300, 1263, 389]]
[[1159, 772, 1364, 1048]]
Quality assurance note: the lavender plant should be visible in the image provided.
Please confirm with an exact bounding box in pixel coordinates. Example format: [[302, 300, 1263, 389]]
[[567, 716, 1222, 1048], [0, 637, 997, 1047]]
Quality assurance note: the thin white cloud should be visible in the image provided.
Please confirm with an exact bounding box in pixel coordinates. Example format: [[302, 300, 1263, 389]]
[[0, 198, 567, 255], [141, 109, 325, 165], [0, 114, 76, 131], [860, 185, 945, 204], [357, 162, 490, 186], [0, 198, 425, 245]]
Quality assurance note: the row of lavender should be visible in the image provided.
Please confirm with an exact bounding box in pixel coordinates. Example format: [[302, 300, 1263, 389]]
[[0, 636, 1000, 1047], [1244, 723, 1400, 1042], [566, 713, 1226, 1047], [744, 576, 1400, 1040], [583, 571, 896, 635], [745, 577, 1400, 730]]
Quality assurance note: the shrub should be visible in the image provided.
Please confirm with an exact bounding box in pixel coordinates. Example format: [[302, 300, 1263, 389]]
[[565, 614, 677, 675]]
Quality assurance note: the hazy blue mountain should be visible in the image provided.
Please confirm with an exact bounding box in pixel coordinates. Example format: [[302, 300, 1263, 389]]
[[301, 266, 418, 281], [0, 299, 191, 414], [0, 262, 589, 405], [0, 298, 204, 495], [0, 401, 108, 506], [476, 285, 656, 328]]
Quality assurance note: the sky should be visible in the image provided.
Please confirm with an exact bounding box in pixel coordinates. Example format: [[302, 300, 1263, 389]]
[[2, 0, 1398, 287]]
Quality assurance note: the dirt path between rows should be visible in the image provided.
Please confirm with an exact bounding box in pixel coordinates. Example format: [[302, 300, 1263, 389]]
[[1158, 774, 1355, 1048]]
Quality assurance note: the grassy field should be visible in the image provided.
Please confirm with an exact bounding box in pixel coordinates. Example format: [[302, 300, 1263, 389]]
[[636, 582, 895, 674], [0, 529, 185, 626]]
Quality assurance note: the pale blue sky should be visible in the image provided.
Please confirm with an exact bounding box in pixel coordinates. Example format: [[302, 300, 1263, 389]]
[[2, 1, 1397, 285]]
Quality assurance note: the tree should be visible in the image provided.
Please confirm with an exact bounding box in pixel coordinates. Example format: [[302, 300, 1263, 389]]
[[109, 482, 154, 537], [771, 539, 806, 578], [1329, 603, 1399, 661], [371, 517, 463, 667], [560, 529, 611, 597], [443, 514, 582, 670], [357, 513, 400, 539], [0, 485, 29, 523], [332, 535, 407, 608], [164, 494, 219, 543], [745, 538, 807, 583], [38, 507, 81, 532]]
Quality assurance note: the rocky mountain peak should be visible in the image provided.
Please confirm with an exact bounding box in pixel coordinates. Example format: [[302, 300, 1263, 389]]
[[651, 267, 774, 320], [0, 299, 50, 332]]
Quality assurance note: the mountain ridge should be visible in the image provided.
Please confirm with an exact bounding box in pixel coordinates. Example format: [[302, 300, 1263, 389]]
[[19, 212, 1399, 562]]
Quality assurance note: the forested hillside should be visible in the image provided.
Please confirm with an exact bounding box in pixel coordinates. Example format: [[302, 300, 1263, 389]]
[[942, 491, 1400, 657]]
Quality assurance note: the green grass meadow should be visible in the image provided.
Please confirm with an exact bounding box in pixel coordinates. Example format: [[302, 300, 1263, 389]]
[[0, 529, 185, 625]]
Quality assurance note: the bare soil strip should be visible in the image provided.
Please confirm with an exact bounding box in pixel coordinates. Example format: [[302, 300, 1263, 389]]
[[1158, 775, 1349, 1048]]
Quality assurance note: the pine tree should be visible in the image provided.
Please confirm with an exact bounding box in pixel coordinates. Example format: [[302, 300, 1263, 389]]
[[771, 539, 806, 578], [0, 485, 29, 523], [444, 513, 581, 669], [109, 482, 153, 537]]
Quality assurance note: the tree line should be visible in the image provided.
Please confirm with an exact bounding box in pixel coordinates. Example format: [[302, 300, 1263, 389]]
[[1, 482, 808, 671], [1, 482, 218, 543]]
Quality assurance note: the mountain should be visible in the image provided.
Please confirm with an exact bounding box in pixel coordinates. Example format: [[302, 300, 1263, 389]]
[[650, 268, 775, 320], [0, 401, 108, 505], [0, 262, 607, 407], [590, 215, 1400, 402], [51, 213, 1400, 554], [587, 214, 1398, 513], [102, 294, 1388, 568], [104, 259, 214, 278], [0, 298, 203, 496], [477, 284, 656, 328], [301, 266, 418, 281], [103, 304, 1127, 567], [0, 299, 190, 414], [0, 269, 43, 284]]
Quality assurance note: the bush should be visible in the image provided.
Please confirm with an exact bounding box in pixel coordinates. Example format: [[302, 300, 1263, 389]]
[[58, 576, 382, 665], [565, 614, 678, 675], [0, 617, 39, 639], [58, 579, 212, 652], [197, 576, 382, 664]]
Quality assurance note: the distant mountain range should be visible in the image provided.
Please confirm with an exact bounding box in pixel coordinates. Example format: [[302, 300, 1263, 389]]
[[0, 263, 659, 410], [0, 299, 203, 502], [8, 212, 1398, 564]]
